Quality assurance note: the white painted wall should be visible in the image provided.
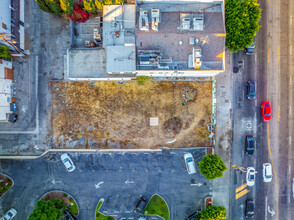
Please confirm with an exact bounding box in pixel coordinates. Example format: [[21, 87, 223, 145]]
[[0, 0, 11, 36]]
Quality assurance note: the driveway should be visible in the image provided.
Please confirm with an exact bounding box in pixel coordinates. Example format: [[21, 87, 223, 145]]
[[0, 149, 211, 220]]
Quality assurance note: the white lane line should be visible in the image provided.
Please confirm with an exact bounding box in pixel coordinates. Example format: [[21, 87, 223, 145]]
[[289, 165, 291, 174], [291, 15, 293, 26], [290, 106, 292, 116], [255, 53, 257, 62], [288, 194, 291, 203], [265, 196, 268, 220], [291, 45, 293, 55], [289, 136, 292, 145]]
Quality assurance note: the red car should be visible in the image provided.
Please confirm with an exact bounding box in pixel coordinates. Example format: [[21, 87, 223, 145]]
[[262, 101, 271, 122]]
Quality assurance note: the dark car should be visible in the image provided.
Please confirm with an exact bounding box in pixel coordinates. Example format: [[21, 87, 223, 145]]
[[247, 81, 256, 100], [245, 37, 255, 55], [245, 136, 254, 155], [134, 196, 147, 214], [245, 199, 254, 217]]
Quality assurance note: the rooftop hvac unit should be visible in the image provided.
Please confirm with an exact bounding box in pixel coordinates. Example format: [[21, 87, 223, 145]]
[[181, 18, 190, 30], [151, 9, 160, 31], [139, 10, 149, 31], [193, 14, 204, 31]]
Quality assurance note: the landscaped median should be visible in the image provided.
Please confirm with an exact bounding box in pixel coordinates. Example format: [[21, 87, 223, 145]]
[[96, 198, 114, 220], [0, 173, 13, 198], [143, 194, 169, 220]]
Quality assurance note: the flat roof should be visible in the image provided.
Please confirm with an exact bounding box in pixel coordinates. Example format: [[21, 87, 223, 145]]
[[106, 45, 136, 73], [0, 0, 11, 36]]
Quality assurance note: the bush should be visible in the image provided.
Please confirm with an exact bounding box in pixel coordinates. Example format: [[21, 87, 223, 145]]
[[200, 205, 226, 220], [84, 0, 97, 13], [68, 3, 92, 23], [0, 46, 12, 59], [136, 76, 151, 85], [69, 202, 79, 215], [63, 193, 68, 197], [69, 197, 74, 203]]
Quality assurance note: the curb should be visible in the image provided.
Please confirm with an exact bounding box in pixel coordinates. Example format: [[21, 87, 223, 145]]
[[0, 173, 14, 199], [40, 190, 80, 217], [95, 198, 116, 219]]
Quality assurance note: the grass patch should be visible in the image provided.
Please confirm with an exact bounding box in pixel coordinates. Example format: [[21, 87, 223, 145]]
[[69, 202, 78, 215], [96, 201, 114, 220], [143, 195, 169, 220]]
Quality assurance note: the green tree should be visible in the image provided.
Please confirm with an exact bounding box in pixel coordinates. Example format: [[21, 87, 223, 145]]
[[35, 0, 63, 15], [200, 205, 226, 220], [35, 0, 54, 13], [225, 0, 261, 52], [198, 154, 227, 180], [28, 199, 66, 220], [0, 46, 12, 58]]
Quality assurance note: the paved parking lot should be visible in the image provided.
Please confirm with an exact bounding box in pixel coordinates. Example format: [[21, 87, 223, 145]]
[[0, 149, 211, 220]]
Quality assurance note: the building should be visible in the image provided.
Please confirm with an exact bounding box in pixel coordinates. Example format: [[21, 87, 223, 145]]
[[0, 58, 16, 123], [0, 0, 26, 56]]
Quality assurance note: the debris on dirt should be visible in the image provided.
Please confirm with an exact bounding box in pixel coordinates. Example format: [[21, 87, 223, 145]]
[[50, 80, 212, 149]]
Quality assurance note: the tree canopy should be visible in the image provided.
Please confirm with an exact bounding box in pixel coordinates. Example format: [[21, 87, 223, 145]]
[[198, 154, 227, 180], [0, 46, 12, 59], [200, 205, 227, 220], [28, 199, 66, 220], [225, 0, 262, 52]]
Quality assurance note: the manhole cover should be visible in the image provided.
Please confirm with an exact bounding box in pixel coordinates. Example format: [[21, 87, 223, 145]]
[[246, 122, 252, 129]]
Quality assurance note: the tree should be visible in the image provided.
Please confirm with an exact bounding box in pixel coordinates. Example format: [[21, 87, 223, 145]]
[[35, 0, 63, 15], [60, 0, 74, 15], [0, 46, 12, 58], [35, 0, 54, 14], [200, 205, 227, 220], [28, 199, 66, 220], [198, 154, 227, 180], [83, 0, 97, 13], [225, 0, 262, 52]]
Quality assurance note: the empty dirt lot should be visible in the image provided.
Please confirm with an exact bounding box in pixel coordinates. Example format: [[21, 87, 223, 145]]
[[50, 79, 212, 149]]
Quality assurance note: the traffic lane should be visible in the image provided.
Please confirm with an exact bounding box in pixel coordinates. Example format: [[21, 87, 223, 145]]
[[0, 149, 211, 220]]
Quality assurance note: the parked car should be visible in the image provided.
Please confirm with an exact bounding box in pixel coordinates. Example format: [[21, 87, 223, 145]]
[[263, 163, 272, 182], [245, 37, 255, 55], [245, 136, 255, 155], [184, 153, 196, 174], [134, 196, 147, 214], [245, 199, 254, 217], [247, 81, 256, 100], [60, 153, 76, 172], [262, 101, 271, 122], [0, 208, 17, 220], [246, 167, 255, 186]]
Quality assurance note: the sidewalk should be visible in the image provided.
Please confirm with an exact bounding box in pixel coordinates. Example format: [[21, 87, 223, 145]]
[[212, 49, 233, 218]]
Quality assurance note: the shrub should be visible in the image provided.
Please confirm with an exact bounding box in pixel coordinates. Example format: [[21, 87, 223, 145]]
[[84, 0, 97, 13], [63, 193, 68, 197], [68, 3, 92, 23], [198, 154, 227, 180], [0, 46, 12, 59], [69, 202, 79, 215], [69, 197, 74, 203], [95, 0, 103, 11], [60, 0, 74, 14], [136, 76, 150, 85]]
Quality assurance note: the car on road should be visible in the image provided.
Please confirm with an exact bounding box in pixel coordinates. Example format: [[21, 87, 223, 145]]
[[263, 163, 272, 182], [245, 199, 254, 217], [247, 81, 256, 100], [60, 153, 76, 172], [245, 136, 255, 155], [184, 153, 196, 174], [262, 101, 271, 122], [245, 37, 255, 55], [0, 208, 17, 220], [134, 196, 147, 214], [246, 167, 255, 186]]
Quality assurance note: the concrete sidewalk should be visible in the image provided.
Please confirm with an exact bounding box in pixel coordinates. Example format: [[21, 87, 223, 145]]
[[212, 49, 233, 218]]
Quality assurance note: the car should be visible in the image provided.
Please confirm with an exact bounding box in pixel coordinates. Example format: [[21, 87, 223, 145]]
[[245, 136, 255, 155], [245, 199, 254, 217], [60, 153, 76, 172], [0, 208, 17, 220], [247, 81, 256, 100], [134, 196, 147, 214], [263, 163, 272, 182], [262, 101, 271, 122], [184, 153, 196, 174], [245, 37, 255, 55], [246, 167, 255, 186]]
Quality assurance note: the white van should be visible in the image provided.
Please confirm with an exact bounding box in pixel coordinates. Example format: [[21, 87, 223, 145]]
[[184, 153, 196, 174], [263, 163, 272, 182]]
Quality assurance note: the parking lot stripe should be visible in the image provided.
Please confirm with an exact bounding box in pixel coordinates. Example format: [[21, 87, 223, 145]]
[[235, 183, 247, 193], [235, 188, 250, 200]]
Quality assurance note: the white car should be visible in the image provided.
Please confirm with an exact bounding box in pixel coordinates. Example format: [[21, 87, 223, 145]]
[[184, 153, 196, 174], [61, 153, 76, 172], [263, 163, 272, 182], [0, 208, 17, 220], [246, 167, 255, 186]]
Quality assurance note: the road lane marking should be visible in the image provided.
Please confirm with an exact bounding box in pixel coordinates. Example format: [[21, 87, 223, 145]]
[[235, 188, 250, 200], [265, 196, 268, 219], [235, 183, 247, 193], [255, 53, 257, 63], [267, 124, 279, 219], [289, 136, 292, 145], [278, 106, 280, 121]]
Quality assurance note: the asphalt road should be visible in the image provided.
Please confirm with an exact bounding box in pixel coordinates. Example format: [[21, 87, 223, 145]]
[[0, 149, 211, 220]]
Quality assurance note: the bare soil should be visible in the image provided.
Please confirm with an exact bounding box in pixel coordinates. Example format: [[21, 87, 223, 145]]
[[41, 191, 72, 206], [50, 79, 212, 148]]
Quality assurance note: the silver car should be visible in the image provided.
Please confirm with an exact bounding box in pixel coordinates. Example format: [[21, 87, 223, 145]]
[[262, 163, 272, 182], [0, 208, 17, 220], [61, 153, 76, 172], [184, 153, 196, 174]]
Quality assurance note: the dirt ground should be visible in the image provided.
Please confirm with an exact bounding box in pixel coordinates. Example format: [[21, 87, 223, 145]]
[[50, 79, 212, 149]]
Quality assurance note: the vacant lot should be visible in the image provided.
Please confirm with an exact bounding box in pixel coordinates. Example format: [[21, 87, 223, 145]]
[[50, 79, 212, 148]]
